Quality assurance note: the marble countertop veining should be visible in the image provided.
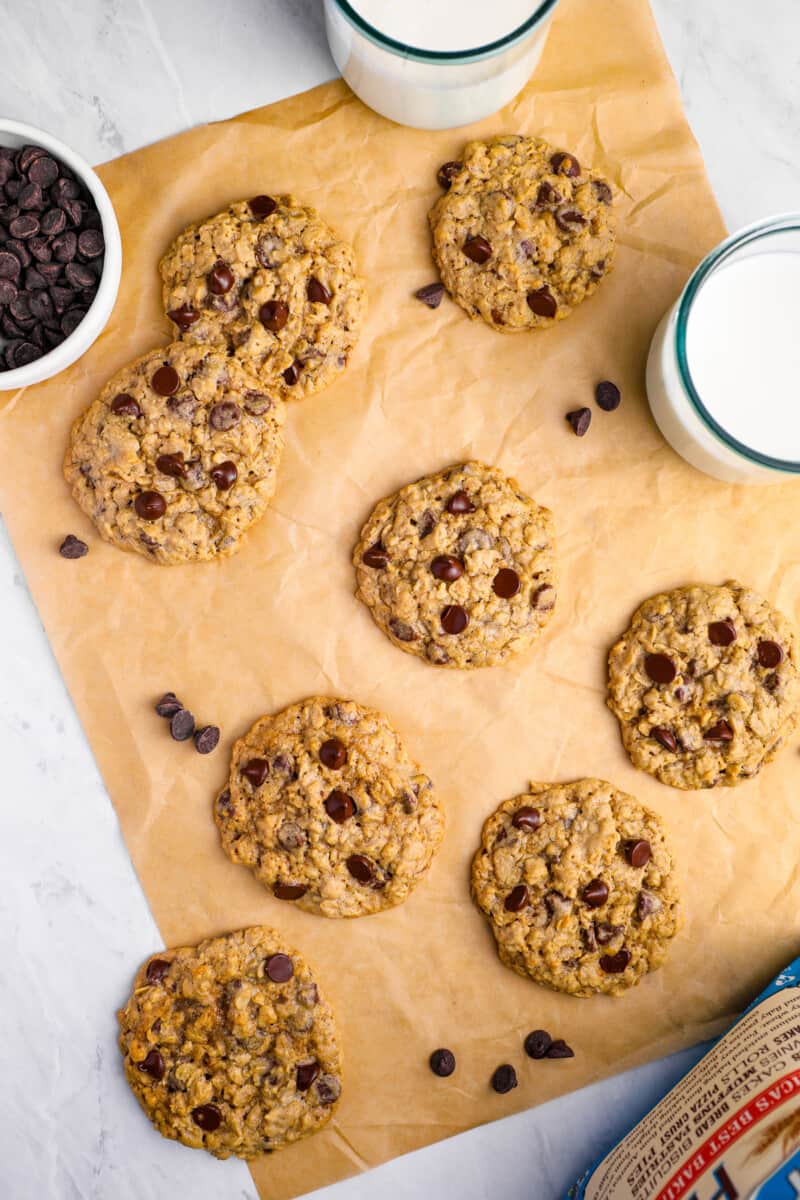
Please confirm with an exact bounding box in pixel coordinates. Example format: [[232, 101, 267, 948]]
[[1, 3, 798, 1198]]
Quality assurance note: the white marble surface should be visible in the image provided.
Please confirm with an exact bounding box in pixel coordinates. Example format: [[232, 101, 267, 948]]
[[1, 2, 798, 1198]]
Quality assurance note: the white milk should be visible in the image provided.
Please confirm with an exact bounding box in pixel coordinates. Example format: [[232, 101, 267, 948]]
[[323, 0, 559, 129], [646, 217, 800, 483]]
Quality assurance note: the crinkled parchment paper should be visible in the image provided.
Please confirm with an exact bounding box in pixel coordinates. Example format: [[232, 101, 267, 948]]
[[3, 0, 799, 1196]]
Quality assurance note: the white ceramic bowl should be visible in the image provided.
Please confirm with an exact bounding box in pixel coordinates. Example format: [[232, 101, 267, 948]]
[[0, 118, 122, 391]]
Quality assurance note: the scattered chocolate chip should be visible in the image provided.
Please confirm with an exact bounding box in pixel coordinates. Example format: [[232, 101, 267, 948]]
[[583, 878, 609, 908], [241, 758, 269, 787], [307, 277, 332, 305], [134, 491, 166, 521], [437, 161, 462, 189], [169, 709, 195, 742], [259, 299, 289, 332], [151, 365, 180, 396], [59, 533, 88, 559], [296, 1061, 321, 1091], [546, 1039, 575, 1059], [209, 401, 241, 431], [704, 720, 733, 742], [524, 1030, 552, 1059], [194, 725, 220, 755], [555, 206, 588, 233], [512, 806, 542, 831], [346, 854, 374, 884], [274, 883, 308, 900], [110, 392, 141, 417], [651, 726, 677, 752], [282, 360, 301, 386], [595, 921, 622, 945], [765, 672, 779, 692], [168, 304, 199, 330], [550, 151, 581, 177], [325, 790, 356, 823], [207, 261, 234, 295], [566, 407, 591, 436], [708, 619, 736, 646], [505, 884, 530, 912], [210, 460, 237, 490], [431, 554, 464, 582], [429, 1048, 456, 1077], [415, 282, 445, 308], [527, 286, 557, 318], [599, 949, 631, 974], [390, 618, 418, 642], [644, 653, 676, 684], [446, 489, 475, 515], [463, 235, 492, 264], [362, 541, 388, 568], [595, 380, 621, 411], [441, 604, 469, 635], [758, 640, 784, 668], [491, 1064, 518, 1094], [249, 195, 277, 219], [145, 958, 170, 984], [493, 567, 520, 598], [637, 889, 661, 920], [531, 583, 555, 610], [594, 180, 613, 204], [191, 1104, 222, 1132], [320, 738, 347, 769], [154, 692, 182, 718], [266, 953, 294, 983], [315, 1074, 341, 1105], [140, 1049, 165, 1080], [156, 452, 187, 479], [623, 839, 652, 870], [535, 181, 561, 207]]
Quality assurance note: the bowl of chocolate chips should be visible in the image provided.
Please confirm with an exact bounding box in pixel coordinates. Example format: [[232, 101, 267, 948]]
[[0, 118, 121, 389]]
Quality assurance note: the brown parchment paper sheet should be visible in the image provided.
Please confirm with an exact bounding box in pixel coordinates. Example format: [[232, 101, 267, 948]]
[[3, 0, 800, 1195]]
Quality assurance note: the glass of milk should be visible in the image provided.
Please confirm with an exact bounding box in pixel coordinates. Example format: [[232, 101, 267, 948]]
[[323, 0, 561, 129], [646, 214, 800, 484]]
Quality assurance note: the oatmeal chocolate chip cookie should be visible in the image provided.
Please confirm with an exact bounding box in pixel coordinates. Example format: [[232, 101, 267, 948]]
[[159, 195, 366, 401], [64, 343, 285, 565], [353, 461, 556, 669], [117, 926, 341, 1159], [429, 135, 616, 332], [472, 778, 680, 998], [607, 581, 800, 789], [217, 697, 444, 917]]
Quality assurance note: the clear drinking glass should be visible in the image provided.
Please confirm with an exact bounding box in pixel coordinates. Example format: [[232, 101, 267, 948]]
[[323, 0, 561, 130]]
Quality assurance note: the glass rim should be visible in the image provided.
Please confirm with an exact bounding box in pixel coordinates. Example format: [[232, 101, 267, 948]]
[[675, 212, 800, 475], [327, 0, 560, 63]]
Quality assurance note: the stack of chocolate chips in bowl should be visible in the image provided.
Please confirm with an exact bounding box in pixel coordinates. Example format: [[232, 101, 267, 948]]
[[0, 143, 104, 371]]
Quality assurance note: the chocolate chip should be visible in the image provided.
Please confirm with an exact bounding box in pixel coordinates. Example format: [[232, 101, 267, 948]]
[[431, 554, 464, 582], [446, 489, 475, 515], [535, 181, 561, 208], [307, 277, 332, 305], [429, 1048, 456, 1077], [491, 1064, 518, 1094], [389, 618, 418, 642], [346, 854, 374, 884], [765, 673, 779, 692], [266, 953, 293, 983], [320, 738, 347, 769], [595, 922, 622, 945], [249, 194, 277, 219], [566, 407, 591, 437], [9, 214, 39, 239], [194, 725, 220, 755], [59, 534, 88, 559], [651, 726, 677, 752], [704, 720, 733, 742], [493, 568, 520, 598], [595, 380, 621, 411], [505, 884, 530, 912], [637, 889, 661, 921], [512, 806, 541, 831], [708, 619, 736, 646], [27, 155, 59, 187], [77, 228, 104, 259], [52, 231, 77, 261], [168, 305, 199, 330], [154, 692, 182, 718], [110, 393, 141, 417], [28, 290, 53, 322], [191, 1104, 222, 1132], [315, 1075, 341, 1105], [151, 365, 180, 396], [624, 839, 652, 869], [325, 790, 356, 823], [259, 300, 289, 332], [550, 151, 581, 177], [140, 1049, 165, 1080], [207, 260, 234, 295], [145, 958, 170, 984], [415, 282, 445, 309], [282, 360, 301, 386], [40, 207, 66, 237], [241, 758, 269, 787], [28, 236, 52, 264], [463, 235, 492, 264], [437, 161, 462, 189], [583, 878, 609, 908], [555, 206, 588, 233], [210, 461, 237, 490], [169, 709, 195, 742], [593, 180, 613, 204], [524, 1030, 552, 1059], [61, 307, 87, 338], [418, 510, 437, 537], [209, 401, 241, 431], [644, 653, 676, 684], [274, 883, 308, 900], [757, 640, 784, 668], [134, 491, 166, 521], [441, 604, 469, 635], [0, 250, 19, 280], [296, 1061, 321, 1091], [156, 452, 187, 479], [599, 949, 631, 974], [546, 1039, 575, 1059], [527, 286, 557, 318], [362, 541, 388, 568]]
